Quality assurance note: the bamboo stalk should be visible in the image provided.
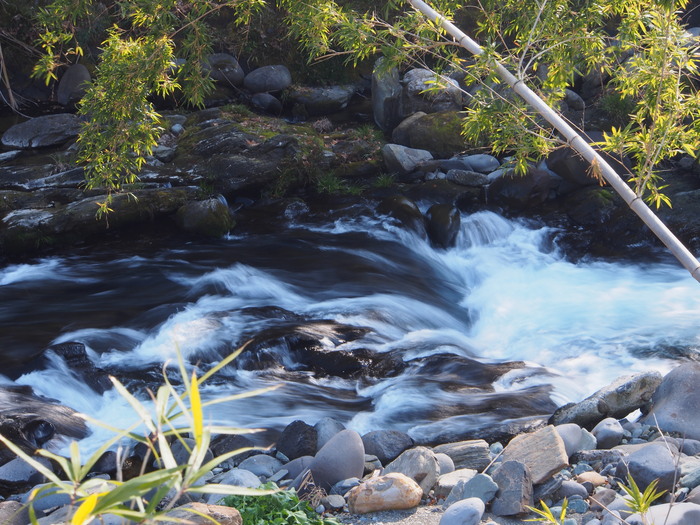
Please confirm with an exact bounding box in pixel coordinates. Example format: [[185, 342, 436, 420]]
[[407, 0, 700, 283]]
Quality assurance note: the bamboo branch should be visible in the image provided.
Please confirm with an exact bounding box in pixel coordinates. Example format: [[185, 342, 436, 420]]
[[407, 0, 700, 283]]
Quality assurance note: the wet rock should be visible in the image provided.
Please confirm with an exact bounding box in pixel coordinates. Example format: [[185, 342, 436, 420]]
[[592, 418, 624, 449], [315, 417, 345, 452], [347, 472, 422, 514], [309, 429, 365, 492], [642, 362, 700, 440], [446, 169, 489, 187], [490, 460, 533, 517], [287, 85, 356, 116], [435, 468, 477, 499], [276, 420, 317, 461], [425, 203, 460, 248], [563, 187, 617, 227], [400, 111, 465, 158], [2, 114, 82, 149], [384, 446, 440, 496], [250, 93, 283, 115], [440, 497, 485, 525], [432, 440, 491, 471], [362, 430, 414, 465], [57, 64, 91, 107], [243, 65, 291, 94], [401, 68, 462, 117], [615, 442, 680, 493], [487, 167, 557, 210], [48, 341, 112, 394], [549, 372, 662, 429], [161, 502, 242, 525], [205, 53, 245, 86], [500, 425, 568, 484], [377, 194, 427, 238], [382, 143, 433, 177], [372, 59, 402, 131]]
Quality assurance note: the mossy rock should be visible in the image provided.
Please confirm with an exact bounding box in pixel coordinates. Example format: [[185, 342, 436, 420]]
[[403, 111, 465, 158]]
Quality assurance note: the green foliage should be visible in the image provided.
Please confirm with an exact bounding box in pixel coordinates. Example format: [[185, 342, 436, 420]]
[[619, 473, 666, 516], [374, 172, 396, 187], [526, 498, 567, 524], [0, 345, 277, 525], [222, 482, 340, 525]]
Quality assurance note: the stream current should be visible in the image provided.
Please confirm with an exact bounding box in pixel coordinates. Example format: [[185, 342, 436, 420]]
[[1, 205, 699, 453]]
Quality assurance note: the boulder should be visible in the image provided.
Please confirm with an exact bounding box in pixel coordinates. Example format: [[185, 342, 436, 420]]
[[435, 453, 455, 475], [206, 469, 261, 504], [384, 446, 440, 496], [425, 203, 460, 248], [381, 143, 433, 176], [287, 85, 356, 116], [2, 114, 82, 149], [175, 198, 235, 237], [401, 68, 462, 117], [401, 111, 465, 158], [250, 93, 283, 115], [283, 455, 314, 480], [276, 420, 317, 461], [435, 468, 477, 499], [171, 438, 213, 467], [490, 460, 533, 517], [462, 154, 500, 174], [237, 454, 283, 478], [391, 112, 427, 145], [57, 64, 91, 106], [205, 53, 245, 86], [555, 423, 597, 457], [549, 372, 662, 429], [243, 65, 292, 93], [563, 187, 617, 227], [487, 167, 557, 210], [347, 472, 422, 514], [377, 194, 427, 238], [48, 341, 112, 394], [372, 59, 402, 131], [446, 169, 489, 187], [444, 473, 498, 507], [615, 442, 680, 493], [642, 362, 700, 440], [314, 417, 345, 452], [309, 429, 365, 492], [432, 440, 490, 471], [499, 425, 569, 484], [361, 430, 414, 465], [439, 497, 485, 525]]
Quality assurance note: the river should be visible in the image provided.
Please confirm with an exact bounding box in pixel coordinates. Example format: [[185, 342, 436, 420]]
[[1, 203, 698, 454]]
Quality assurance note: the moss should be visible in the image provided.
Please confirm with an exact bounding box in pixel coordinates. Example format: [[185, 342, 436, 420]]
[[406, 111, 467, 157]]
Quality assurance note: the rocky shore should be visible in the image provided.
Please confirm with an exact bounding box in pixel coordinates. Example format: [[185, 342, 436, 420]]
[[0, 363, 699, 524]]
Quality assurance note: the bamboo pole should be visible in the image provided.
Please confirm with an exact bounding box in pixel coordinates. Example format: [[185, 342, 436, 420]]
[[407, 0, 700, 283]]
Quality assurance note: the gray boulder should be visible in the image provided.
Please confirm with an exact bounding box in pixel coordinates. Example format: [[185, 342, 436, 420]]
[[243, 65, 292, 94], [401, 68, 462, 117], [287, 85, 356, 116], [490, 460, 533, 517], [0, 501, 29, 525], [372, 59, 402, 131], [642, 362, 700, 440], [555, 423, 597, 457], [381, 143, 433, 176], [2, 114, 82, 149], [309, 429, 365, 492], [499, 425, 569, 485], [238, 454, 284, 478], [549, 372, 662, 429], [384, 446, 440, 496], [446, 169, 489, 187], [175, 197, 234, 237], [250, 93, 283, 115], [615, 442, 680, 493], [591, 418, 624, 449], [283, 455, 314, 480], [444, 473, 498, 507], [435, 468, 477, 499], [462, 154, 500, 174], [57, 64, 91, 106], [314, 417, 345, 452], [276, 420, 318, 461], [439, 497, 485, 525], [361, 429, 414, 465], [205, 53, 245, 86], [435, 452, 455, 475], [171, 438, 213, 467]]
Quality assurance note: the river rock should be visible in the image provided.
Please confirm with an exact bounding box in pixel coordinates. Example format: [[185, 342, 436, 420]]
[[500, 425, 568, 484], [205, 53, 245, 86], [615, 442, 680, 493], [642, 362, 700, 440], [244, 65, 291, 94], [627, 502, 700, 525], [556, 423, 597, 457], [463, 154, 500, 174], [347, 472, 422, 513], [401, 68, 462, 117], [206, 469, 261, 504], [592, 418, 624, 449], [432, 440, 491, 471], [399, 111, 465, 158], [435, 468, 477, 499], [0, 500, 29, 525], [487, 167, 557, 210], [446, 169, 489, 187], [392, 112, 427, 146], [209, 434, 255, 465], [309, 429, 365, 491], [425, 203, 460, 248], [2, 114, 82, 149], [175, 197, 235, 237], [440, 497, 485, 525], [384, 446, 439, 496], [372, 59, 402, 131], [361, 430, 414, 465], [48, 341, 112, 394], [490, 460, 533, 517], [549, 372, 662, 429], [382, 143, 433, 176], [237, 454, 283, 478], [161, 502, 241, 525], [377, 194, 427, 238], [57, 64, 91, 106], [556, 480, 589, 500], [314, 417, 345, 451], [589, 487, 618, 511], [287, 85, 356, 116], [444, 473, 499, 507], [276, 420, 318, 460], [435, 453, 455, 475], [250, 93, 283, 115]]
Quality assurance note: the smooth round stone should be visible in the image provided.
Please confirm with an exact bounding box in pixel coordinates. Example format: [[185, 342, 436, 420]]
[[314, 417, 346, 452], [310, 429, 365, 491], [238, 454, 284, 478], [592, 417, 624, 449], [440, 497, 485, 525], [435, 452, 455, 475]]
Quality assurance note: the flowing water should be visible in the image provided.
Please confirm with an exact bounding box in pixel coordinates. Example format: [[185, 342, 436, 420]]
[[1, 205, 699, 453]]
